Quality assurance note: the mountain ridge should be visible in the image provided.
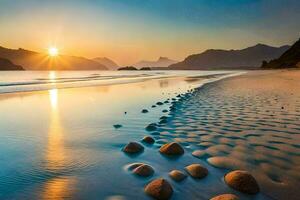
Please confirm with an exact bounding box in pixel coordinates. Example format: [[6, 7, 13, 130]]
[[169, 44, 290, 70], [0, 57, 24, 70], [93, 57, 119, 70], [262, 38, 300, 68], [133, 57, 177, 68], [0, 46, 107, 70]]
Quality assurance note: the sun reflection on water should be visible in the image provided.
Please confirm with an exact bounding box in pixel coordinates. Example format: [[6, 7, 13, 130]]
[[41, 89, 75, 199]]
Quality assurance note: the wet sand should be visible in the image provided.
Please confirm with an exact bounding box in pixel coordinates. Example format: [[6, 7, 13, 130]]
[[147, 69, 300, 200]]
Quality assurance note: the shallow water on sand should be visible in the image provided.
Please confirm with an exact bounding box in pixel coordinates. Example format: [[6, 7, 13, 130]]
[[0, 70, 239, 200]]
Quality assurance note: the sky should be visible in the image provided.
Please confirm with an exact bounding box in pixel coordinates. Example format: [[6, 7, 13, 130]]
[[0, 0, 299, 65]]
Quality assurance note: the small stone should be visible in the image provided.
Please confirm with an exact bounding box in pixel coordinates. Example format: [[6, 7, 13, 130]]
[[152, 105, 156, 108], [142, 109, 149, 113], [192, 150, 207, 158], [113, 124, 122, 129], [159, 142, 184, 156], [127, 162, 143, 170], [162, 109, 168, 113], [133, 164, 154, 177], [142, 136, 155, 144], [169, 170, 187, 182], [156, 102, 164, 106], [210, 194, 239, 200], [123, 142, 144, 153], [146, 123, 157, 131], [160, 116, 168, 120], [145, 178, 173, 200], [185, 164, 208, 179], [159, 119, 168, 124], [224, 170, 260, 194]]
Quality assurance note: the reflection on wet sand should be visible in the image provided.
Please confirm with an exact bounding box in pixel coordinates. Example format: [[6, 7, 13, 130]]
[[41, 89, 75, 199]]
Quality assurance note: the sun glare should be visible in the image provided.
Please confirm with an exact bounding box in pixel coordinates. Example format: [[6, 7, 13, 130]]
[[48, 47, 59, 57]]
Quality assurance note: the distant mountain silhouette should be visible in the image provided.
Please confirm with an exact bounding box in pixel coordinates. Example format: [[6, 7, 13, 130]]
[[169, 44, 290, 70], [118, 66, 137, 71], [93, 57, 119, 70], [0, 57, 24, 70], [133, 57, 177, 68], [262, 38, 300, 68], [0, 46, 107, 70]]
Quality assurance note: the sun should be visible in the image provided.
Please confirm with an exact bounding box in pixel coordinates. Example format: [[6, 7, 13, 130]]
[[48, 47, 59, 57]]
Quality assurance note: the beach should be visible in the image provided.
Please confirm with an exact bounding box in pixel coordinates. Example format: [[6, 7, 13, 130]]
[[0, 70, 299, 200]]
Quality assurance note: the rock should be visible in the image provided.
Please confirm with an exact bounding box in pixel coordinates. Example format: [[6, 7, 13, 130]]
[[224, 170, 260, 194], [113, 124, 122, 129], [159, 142, 184, 155], [123, 142, 144, 153], [152, 105, 156, 108], [210, 194, 239, 200], [162, 109, 168, 113], [192, 150, 207, 158], [127, 162, 144, 170], [133, 164, 154, 177], [142, 136, 155, 144], [145, 178, 173, 200], [169, 170, 187, 182], [156, 102, 164, 106], [146, 123, 157, 131], [142, 109, 149, 113], [160, 116, 168, 120], [159, 119, 168, 124], [185, 164, 208, 179]]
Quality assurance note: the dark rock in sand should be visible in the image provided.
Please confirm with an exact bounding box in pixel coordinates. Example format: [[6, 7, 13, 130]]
[[185, 164, 208, 179], [127, 162, 144, 170], [142, 136, 155, 144], [160, 116, 168, 120], [162, 109, 168, 113], [192, 150, 207, 158], [210, 194, 239, 200], [142, 109, 149, 113], [146, 123, 157, 131], [145, 178, 173, 200], [133, 164, 154, 177], [113, 124, 122, 129], [164, 100, 169, 103], [156, 102, 164, 106], [159, 119, 168, 124], [159, 142, 184, 155], [123, 142, 144, 154], [152, 105, 157, 108], [169, 170, 187, 182], [224, 170, 260, 194]]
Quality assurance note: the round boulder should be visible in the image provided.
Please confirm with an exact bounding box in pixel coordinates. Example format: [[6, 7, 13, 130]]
[[185, 164, 208, 179], [192, 150, 207, 158], [133, 164, 154, 177], [142, 136, 155, 144], [145, 123, 157, 131], [142, 109, 149, 113], [127, 162, 143, 170], [145, 178, 173, 200], [159, 142, 184, 156], [224, 170, 260, 194], [169, 170, 187, 182], [123, 142, 144, 153], [210, 194, 239, 200]]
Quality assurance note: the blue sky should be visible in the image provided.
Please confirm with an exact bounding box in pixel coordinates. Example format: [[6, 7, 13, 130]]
[[0, 0, 299, 64]]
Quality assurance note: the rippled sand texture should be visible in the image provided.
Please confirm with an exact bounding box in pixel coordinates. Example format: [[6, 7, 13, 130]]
[[154, 70, 300, 200]]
